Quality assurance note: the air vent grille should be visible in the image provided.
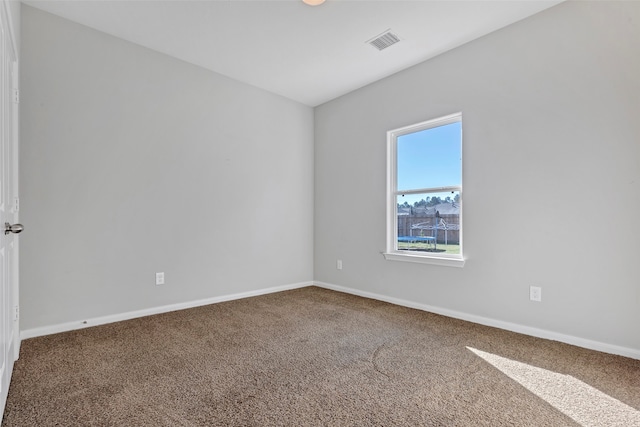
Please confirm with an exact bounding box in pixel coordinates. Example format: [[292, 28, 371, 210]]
[[367, 30, 400, 51]]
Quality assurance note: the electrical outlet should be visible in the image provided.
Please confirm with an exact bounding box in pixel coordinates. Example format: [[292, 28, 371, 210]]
[[155, 272, 165, 285], [336, 259, 343, 270], [530, 286, 541, 302]]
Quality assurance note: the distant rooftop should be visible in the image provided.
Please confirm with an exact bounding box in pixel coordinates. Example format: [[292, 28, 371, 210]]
[[397, 202, 460, 216]]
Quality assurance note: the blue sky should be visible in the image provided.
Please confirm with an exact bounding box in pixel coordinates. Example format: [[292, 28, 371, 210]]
[[397, 121, 461, 205]]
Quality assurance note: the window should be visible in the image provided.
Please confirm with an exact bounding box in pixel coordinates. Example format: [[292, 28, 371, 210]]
[[384, 113, 464, 267]]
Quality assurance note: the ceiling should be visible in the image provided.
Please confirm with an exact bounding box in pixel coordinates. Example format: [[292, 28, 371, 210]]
[[23, 0, 563, 107]]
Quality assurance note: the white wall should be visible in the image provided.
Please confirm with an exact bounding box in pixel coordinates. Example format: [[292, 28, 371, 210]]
[[315, 1, 640, 354], [20, 5, 314, 331]]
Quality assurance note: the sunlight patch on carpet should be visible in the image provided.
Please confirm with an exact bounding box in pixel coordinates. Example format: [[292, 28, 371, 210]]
[[467, 347, 640, 427]]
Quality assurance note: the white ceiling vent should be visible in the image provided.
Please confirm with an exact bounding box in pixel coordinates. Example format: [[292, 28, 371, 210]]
[[366, 30, 401, 51]]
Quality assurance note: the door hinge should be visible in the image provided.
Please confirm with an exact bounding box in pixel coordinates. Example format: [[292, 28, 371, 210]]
[[13, 306, 18, 321], [13, 89, 19, 104]]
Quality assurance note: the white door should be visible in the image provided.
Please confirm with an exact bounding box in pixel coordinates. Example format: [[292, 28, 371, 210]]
[[0, 2, 19, 414]]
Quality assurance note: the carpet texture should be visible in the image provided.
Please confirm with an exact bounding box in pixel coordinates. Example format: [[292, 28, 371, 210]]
[[3, 287, 639, 426]]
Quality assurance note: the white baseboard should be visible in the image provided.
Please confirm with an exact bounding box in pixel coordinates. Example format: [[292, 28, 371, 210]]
[[20, 280, 640, 360], [20, 281, 312, 340], [314, 281, 640, 360]]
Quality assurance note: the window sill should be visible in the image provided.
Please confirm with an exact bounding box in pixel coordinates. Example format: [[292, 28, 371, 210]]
[[383, 252, 465, 268]]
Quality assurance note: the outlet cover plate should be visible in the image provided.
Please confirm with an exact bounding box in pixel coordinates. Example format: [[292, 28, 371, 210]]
[[530, 286, 541, 302]]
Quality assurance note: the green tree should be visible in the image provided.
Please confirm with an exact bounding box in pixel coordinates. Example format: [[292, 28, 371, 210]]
[[427, 196, 442, 207], [413, 198, 427, 208]]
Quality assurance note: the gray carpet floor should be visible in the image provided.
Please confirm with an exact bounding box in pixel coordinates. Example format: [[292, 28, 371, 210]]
[[3, 286, 639, 426]]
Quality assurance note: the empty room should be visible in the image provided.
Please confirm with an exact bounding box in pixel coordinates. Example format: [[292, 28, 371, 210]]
[[0, 0, 638, 425]]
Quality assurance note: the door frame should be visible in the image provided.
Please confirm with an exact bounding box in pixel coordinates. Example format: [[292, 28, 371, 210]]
[[10, 57, 18, 361], [0, 0, 19, 416]]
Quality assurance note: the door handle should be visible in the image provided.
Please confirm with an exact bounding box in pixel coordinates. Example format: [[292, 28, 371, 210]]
[[4, 222, 23, 235]]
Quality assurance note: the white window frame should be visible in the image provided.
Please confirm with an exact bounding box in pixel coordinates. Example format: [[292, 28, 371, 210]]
[[384, 112, 465, 267]]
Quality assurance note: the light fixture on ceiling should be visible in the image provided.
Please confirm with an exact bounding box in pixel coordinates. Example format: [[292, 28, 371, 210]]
[[302, 0, 325, 6]]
